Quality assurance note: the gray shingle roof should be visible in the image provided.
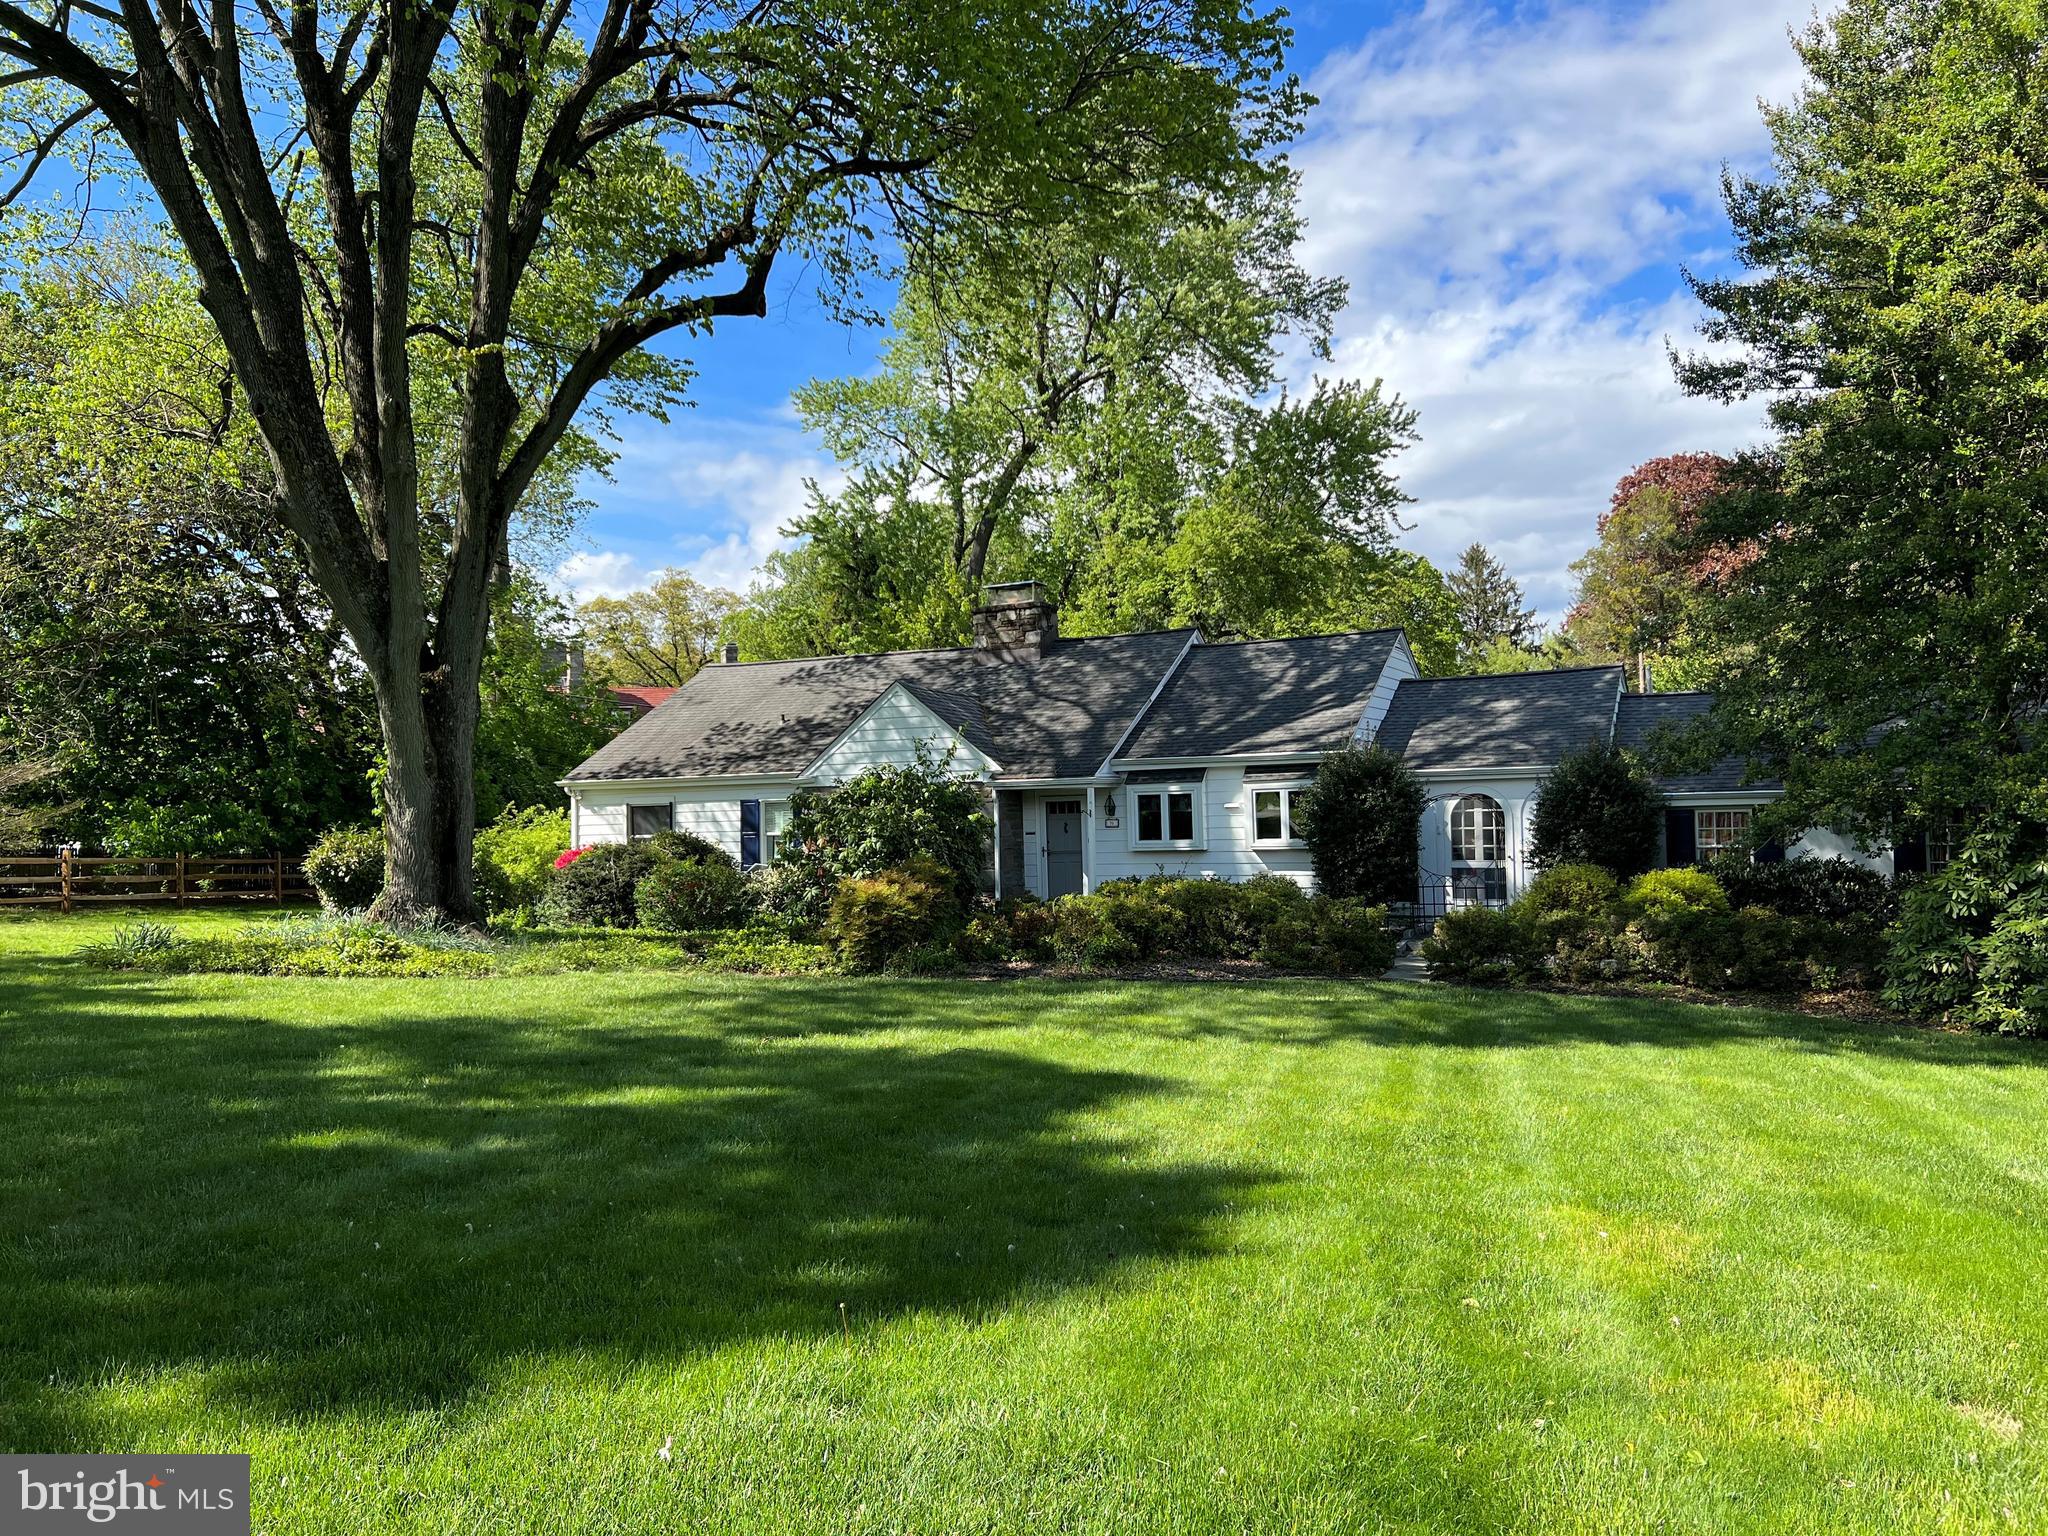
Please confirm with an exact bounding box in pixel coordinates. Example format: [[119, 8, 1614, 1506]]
[[1615, 692, 1783, 794], [896, 680, 1002, 767], [1374, 667, 1625, 771], [564, 629, 1195, 783], [1114, 631, 1404, 761]]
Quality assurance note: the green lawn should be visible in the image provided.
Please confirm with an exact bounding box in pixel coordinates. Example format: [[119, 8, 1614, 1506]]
[[3, 907, 2044, 1533]]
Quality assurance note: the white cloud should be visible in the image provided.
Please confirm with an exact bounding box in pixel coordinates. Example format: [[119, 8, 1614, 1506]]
[[557, 419, 846, 600], [1296, 0, 1813, 616], [553, 549, 651, 602]]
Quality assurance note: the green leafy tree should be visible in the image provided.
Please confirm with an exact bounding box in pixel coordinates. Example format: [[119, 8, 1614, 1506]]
[[751, 156, 1420, 654], [1445, 543, 1535, 669], [0, 250, 378, 852], [1465, 632, 1587, 676], [1674, 0, 2048, 839], [1527, 741, 1665, 878], [796, 165, 1346, 605], [0, 0, 1300, 919], [578, 571, 741, 687], [1292, 746, 1426, 903], [471, 578, 617, 817]]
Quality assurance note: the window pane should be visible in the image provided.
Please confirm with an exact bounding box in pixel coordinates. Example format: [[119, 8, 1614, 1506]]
[[1451, 796, 1504, 864], [628, 805, 668, 843], [1927, 820, 1959, 874], [1283, 789, 1303, 842], [1168, 793, 1194, 841], [1137, 794, 1162, 842], [1253, 790, 1283, 841], [1696, 809, 1751, 858]]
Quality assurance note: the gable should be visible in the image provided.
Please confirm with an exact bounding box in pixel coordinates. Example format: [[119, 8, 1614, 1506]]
[[804, 682, 1002, 782]]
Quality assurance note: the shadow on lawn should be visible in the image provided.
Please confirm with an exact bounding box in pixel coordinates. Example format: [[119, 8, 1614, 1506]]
[[712, 976, 2044, 1066], [0, 966, 1267, 1442]]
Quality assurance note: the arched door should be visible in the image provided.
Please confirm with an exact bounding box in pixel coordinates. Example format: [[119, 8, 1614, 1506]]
[[1449, 794, 1508, 907]]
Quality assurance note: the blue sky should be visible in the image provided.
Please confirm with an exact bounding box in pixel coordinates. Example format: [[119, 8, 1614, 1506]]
[[555, 0, 1815, 621]]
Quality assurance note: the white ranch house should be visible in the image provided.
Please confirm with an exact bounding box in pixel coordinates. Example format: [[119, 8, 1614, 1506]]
[[563, 582, 1932, 906]]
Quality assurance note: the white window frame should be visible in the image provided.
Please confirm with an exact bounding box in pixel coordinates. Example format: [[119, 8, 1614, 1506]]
[[1248, 781, 1311, 848], [626, 803, 673, 844], [1695, 808, 1752, 860], [1449, 794, 1508, 908], [762, 800, 790, 865], [1129, 784, 1204, 850]]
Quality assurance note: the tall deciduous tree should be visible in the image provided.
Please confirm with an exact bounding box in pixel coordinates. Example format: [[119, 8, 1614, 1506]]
[[794, 168, 1346, 606], [737, 167, 1423, 659], [0, 0, 1298, 918], [1676, 0, 2048, 839], [577, 570, 740, 687], [1444, 543, 1535, 670], [1564, 454, 1738, 692]]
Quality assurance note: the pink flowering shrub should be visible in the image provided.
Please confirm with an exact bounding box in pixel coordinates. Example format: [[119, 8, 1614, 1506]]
[[554, 845, 591, 871]]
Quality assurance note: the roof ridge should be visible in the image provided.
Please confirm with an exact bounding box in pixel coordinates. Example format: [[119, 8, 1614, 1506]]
[[1395, 663, 1628, 684], [1191, 627, 1403, 650]]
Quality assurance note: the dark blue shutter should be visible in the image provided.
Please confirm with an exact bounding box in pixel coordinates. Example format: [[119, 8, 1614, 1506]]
[[1664, 808, 1697, 867], [739, 799, 761, 869], [1893, 832, 1927, 875]]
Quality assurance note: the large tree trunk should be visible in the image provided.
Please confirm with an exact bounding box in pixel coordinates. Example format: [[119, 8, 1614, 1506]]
[[366, 624, 487, 926]]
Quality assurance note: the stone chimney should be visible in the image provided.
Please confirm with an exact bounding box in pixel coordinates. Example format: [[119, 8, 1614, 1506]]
[[721, 641, 740, 664], [971, 581, 1059, 660]]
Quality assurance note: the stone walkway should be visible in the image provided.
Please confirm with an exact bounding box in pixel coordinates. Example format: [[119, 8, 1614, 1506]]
[[1381, 949, 1434, 984]]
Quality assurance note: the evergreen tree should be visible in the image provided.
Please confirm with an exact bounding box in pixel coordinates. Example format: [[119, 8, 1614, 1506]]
[[1446, 544, 1537, 670]]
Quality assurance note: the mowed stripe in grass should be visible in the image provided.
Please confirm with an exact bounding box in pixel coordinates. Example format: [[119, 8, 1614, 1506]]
[[0, 908, 2043, 1533]]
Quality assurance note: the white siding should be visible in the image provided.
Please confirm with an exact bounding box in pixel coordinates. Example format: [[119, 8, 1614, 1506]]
[[1091, 769, 1317, 889], [569, 777, 798, 861], [808, 685, 997, 782], [1358, 636, 1420, 744], [1416, 776, 1545, 904]]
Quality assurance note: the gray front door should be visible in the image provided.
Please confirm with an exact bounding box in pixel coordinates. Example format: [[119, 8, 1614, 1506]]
[[1044, 799, 1084, 897]]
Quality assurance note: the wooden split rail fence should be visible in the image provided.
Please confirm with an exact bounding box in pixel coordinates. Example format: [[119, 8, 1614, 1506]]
[[0, 852, 313, 911]]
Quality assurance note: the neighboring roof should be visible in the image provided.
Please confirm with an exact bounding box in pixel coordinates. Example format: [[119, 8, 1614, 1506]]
[[1115, 631, 1404, 761], [1615, 692, 1783, 794], [565, 628, 1195, 783], [608, 685, 676, 715], [1375, 666, 1625, 772]]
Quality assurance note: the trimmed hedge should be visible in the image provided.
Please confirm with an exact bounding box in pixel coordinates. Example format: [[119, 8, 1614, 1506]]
[[541, 842, 658, 927], [1293, 747, 1426, 903], [1423, 862, 1893, 994], [302, 825, 384, 910]]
